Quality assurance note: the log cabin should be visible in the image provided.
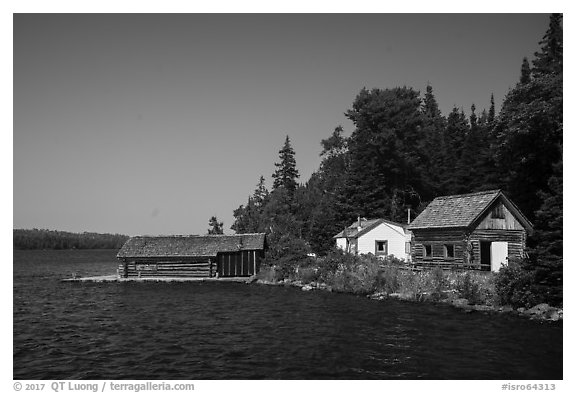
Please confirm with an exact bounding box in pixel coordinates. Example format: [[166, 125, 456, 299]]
[[407, 190, 533, 272], [116, 233, 266, 278]]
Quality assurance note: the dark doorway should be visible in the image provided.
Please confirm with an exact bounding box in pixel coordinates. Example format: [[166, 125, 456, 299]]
[[480, 241, 491, 271]]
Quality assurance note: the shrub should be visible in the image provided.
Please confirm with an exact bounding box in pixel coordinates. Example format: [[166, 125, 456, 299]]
[[430, 267, 448, 300], [263, 234, 312, 279], [494, 262, 540, 308], [296, 266, 319, 284], [325, 253, 380, 295], [374, 265, 401, 294], [256, 264, 283, 283], [457, 272, 482, 304]]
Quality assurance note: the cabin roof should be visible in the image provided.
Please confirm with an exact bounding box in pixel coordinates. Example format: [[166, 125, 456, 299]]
[[408, 189, 533, 232], [117, 233, 266, 259], [333, 218, 406, 239]]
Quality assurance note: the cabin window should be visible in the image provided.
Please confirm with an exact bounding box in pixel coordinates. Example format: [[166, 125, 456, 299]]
[[375, 240, 388, 255], [423, 244, 432, 258], [444, 244, 455, 258], [492, 204, 505, 219]]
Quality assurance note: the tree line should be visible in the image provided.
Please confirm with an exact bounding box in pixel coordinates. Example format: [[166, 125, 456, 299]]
[[223, 14, 562, 300], [13, 229, 129, 250]]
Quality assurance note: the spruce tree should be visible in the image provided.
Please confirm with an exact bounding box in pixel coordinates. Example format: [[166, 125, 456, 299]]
[[441, 107, 469, 194], [493, 13, 562, 220], [520, 57, 532, 84], [488, 94, 496, 124], [272, 135, 300, 192], [532, 13, 563, 77], [420, 84, 447, 197], [207, 216, 224, 234]]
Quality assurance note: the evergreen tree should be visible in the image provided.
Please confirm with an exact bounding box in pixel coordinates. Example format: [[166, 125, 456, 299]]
[[343, 87, 424, 222], [207, 216, 224, 234], [441, 107, 469, 194], [488, 93, 496, 124], [419, 84, 447, 197], [302, 126, 352, 254], [231, 176, 269, 234], [520, 57, 532, 84], [532, 14, 563, 77], [252, 175, 269, 207], [272, 136, 300, 192], [492, 16, 562, 220]]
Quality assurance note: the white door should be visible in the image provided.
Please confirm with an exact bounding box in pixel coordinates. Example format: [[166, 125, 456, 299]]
[[491, 242, 508, 272]]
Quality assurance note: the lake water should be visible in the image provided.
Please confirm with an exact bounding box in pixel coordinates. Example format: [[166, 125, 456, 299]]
[[13, 250, 562, 380]]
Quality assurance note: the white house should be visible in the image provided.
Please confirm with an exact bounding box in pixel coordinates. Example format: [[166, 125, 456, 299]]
[[333, 217, 411, 261]]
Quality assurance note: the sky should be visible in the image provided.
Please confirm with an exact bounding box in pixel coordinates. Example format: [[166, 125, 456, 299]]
[[13, 13, 552, 236]]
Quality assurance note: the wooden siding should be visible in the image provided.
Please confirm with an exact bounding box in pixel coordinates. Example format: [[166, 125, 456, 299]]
[[118, 250, 265, 278], [469, 229, 526, 263], [475, 202, 524, 230], [217, 250, 263, 277], [410, 227, 527, 270], [411, 229, 468, 267], [118, 258, 214, 278]]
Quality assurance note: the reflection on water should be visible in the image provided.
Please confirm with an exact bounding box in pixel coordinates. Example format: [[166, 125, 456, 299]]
[[13, 250, 562, 379]]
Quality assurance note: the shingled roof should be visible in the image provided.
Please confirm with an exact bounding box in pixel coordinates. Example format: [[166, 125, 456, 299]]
[[408, 189, 533, 232], [333, 218, 406, 239], [117, 233, 266, 259]]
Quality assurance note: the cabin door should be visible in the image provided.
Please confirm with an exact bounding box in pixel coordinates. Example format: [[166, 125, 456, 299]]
[[480, 241, 491, 271], [491, 242, 508, 272]]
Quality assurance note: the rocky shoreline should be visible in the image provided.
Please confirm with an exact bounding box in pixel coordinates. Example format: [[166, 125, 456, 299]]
[[250, 277, 563, 322]]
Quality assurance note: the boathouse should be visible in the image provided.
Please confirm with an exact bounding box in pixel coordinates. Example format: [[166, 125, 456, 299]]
[[116, 233, 266, 278], [407, 190, 533, 272], [333, 218, 411, 261]]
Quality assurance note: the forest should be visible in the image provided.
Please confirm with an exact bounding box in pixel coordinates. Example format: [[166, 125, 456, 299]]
[[13, 229, 129, 250], [225, 14, 562, 305]]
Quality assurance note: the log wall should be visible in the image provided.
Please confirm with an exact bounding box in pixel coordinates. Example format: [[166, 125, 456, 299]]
[[411, 227, 527, 270], [118, 257, 215, 278], [117, 250, 265, 278]]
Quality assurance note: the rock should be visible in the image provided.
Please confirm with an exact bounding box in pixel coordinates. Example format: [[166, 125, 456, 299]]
[[517, 307, 526, 313], [246, 275, 258, 284], [369, 292, 387, 301], [473, 305, 495, 312], [417, 292, 435, 302], [292, 280, 303, 287], [389, 292, 413, 301], [301, 284, 314, 291], [452, 298, 469, 307], [546, 310, 560, 321], [498, 305, 514, 313], [526, 303, 551, 316]]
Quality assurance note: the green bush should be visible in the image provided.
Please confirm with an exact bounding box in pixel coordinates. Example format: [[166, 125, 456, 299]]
[[430, 267, 448, 300], [296, 266, 319, 283], [374, 265, 401, 294], [256, 264, 284, 283], [325, 253, 380, 295], [457, 272, 482, 304], [494, 262, 539, 308], [263, 233, 312, 279]]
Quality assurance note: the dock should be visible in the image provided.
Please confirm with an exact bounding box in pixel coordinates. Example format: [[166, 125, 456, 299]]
[[62, 275, 253, 283]]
